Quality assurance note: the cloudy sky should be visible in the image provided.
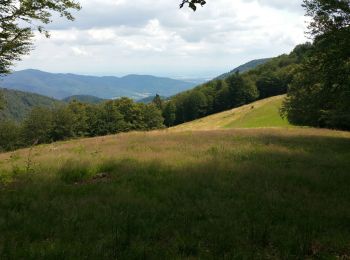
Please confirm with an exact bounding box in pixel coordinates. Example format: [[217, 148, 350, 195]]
[[15, 0, 308, 78]]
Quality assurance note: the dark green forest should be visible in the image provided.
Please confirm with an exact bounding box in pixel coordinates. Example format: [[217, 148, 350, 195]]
[[0, 88, 63, 122], [0, 98, 163, 152]]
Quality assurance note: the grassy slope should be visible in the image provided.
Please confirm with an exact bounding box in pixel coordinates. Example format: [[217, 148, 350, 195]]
[[1, 128, 350, 258], [172, 95, 290, 131]]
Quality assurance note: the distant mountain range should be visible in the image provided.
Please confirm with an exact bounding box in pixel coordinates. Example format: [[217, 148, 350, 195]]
[[0, 69, 197, 100], [0, 58, 273, 121], [215, 58, 271, 80]]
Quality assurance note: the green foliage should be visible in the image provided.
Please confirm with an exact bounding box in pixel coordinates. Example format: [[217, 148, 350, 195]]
[[282, 1, 350, 130], [0, 120, 21, 151], [142, 104, 165, 130], [0, 0, 81, 75], [183, 91, 208, 121], [63, 95, 105, 104], [96, 101, 127, 135], [163, 101, 176, 127], [303, 0, 350, 37], [226, 72, 258, 107], [68, 101, 89, 137], [216, 58, 271, 80], [1, 96, 165, 152], [22, 107, 53, 145], [169, 44, 311, 126], [152, 94, 163, 110], [0, 88, 62, 122], [50, 106, 75, 141]]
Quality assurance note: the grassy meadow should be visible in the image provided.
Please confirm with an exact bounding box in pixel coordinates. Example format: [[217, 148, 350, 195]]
[[172, 95, 291, 131], [1, 127, 350, 258]]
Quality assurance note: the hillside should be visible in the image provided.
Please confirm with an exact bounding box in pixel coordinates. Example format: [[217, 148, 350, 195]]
[[137, 95, 167, 104], [0, 126, 350, 258], [62, 95, 106, 104], [166, 44, 312, 127], [0, 69, 196, 99], [0, 88, 62, 122], [172, 95, 290, 131], [216, 58, 271, 80]]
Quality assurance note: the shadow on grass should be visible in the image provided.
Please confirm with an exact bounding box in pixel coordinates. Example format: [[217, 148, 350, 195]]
[[1, 133, 350, 259]]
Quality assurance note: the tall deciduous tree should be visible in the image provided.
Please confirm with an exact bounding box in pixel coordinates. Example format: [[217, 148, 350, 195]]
[[282, 0, 350, 130], [0, 0, 81, 75]]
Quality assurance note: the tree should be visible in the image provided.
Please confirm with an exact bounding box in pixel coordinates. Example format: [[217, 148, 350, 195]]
[[0, 0, 81, 75], [213, 81, 231, 112], [0, 120, 21, 151], [22, 107, 53, 144], [68, 100, 89, 137], [184, 91, 208, 121], [303, 0, 350, 37], [114, 98, 144, 130], [282, 0, 350, 130], [50, 106, 75, 141], [226, 72, 258, 108], [142, 104, 164, 130], [98, 101, 127, 135], [163, 101, 176, 127], [152, 94, 163, 110]]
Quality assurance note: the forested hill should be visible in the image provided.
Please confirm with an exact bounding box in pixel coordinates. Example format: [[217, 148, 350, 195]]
[[0, 88, 63, 122], [0, 69, 196, 100], [215, 58, 271, 80], [161, 43, 312, 127], [62, 95, 106, 104]]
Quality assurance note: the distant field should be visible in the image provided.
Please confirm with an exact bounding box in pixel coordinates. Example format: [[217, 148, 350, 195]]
[[172, 95, 291, 131], [1, 127, 350, 258]]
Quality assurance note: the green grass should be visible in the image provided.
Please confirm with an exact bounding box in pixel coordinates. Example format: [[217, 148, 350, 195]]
[[225, 96, 290, 128], [172, 95, 291, 131], [1, 128, 350, 258]]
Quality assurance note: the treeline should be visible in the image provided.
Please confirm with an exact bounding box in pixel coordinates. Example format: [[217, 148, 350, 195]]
[[0, 98, 164, 152], [161, 44, 312, 126]]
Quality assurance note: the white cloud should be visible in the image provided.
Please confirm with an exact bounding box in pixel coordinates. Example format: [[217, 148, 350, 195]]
[[15, 0, 308, 78]]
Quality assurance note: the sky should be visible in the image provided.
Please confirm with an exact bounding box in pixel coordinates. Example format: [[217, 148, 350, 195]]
[[15, 0, 308, 79]]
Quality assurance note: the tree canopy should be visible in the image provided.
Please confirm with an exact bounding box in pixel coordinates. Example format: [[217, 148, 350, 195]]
[[0, 0, 81, 75], [282, 0, 350, 130]]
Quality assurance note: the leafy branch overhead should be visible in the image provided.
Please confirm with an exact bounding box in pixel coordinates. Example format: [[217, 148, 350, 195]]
[[0, 0, 81, 75], [180, 0, 206, 11]]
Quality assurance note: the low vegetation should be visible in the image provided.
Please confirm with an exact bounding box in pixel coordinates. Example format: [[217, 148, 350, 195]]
[[1, 128, 350, 258]]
